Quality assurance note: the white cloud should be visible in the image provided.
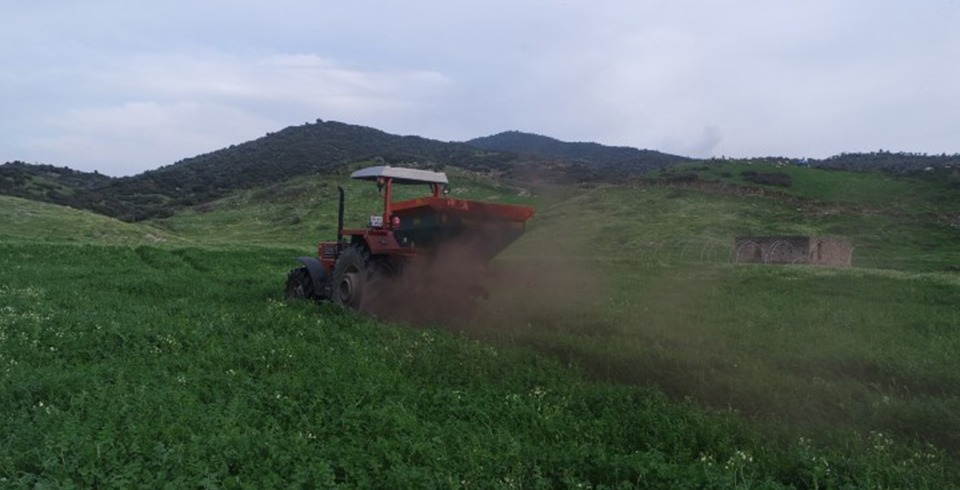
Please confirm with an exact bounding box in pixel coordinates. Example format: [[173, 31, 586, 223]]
[[4, 52, 452, 175], [32, 102, 273, 176]]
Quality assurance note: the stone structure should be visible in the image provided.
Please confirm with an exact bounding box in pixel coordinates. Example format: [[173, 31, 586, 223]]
[[734, 236, 853, 267]]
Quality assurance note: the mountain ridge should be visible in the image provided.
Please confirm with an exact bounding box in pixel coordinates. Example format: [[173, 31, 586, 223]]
[[466, 130, 691, 173], [2, 120, 540, 221], [5, 120, 959, 222]]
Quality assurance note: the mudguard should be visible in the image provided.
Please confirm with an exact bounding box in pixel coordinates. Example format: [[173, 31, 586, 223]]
[[296, 257, 331, 298]]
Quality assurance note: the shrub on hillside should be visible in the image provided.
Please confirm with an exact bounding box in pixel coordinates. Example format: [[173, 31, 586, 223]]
[[741, 170, 792, 187], [666, 172, 700, 183]]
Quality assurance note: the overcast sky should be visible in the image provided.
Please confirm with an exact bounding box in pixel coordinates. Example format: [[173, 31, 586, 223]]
[[1, 1, 958, 175]]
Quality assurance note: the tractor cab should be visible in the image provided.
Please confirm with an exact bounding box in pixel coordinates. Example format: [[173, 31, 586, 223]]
[[349, 165, 449, 230]]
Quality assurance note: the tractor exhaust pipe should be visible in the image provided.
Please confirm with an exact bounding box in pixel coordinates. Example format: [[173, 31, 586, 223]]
[[337, 185, 345, 252]]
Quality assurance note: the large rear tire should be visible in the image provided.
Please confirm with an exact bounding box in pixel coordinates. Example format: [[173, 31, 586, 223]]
[[285, 267, 315, 301], [331, 245, 384, 311]]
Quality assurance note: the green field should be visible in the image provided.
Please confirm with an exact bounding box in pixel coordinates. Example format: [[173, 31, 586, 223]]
[[0, 195, 180, 246], [2, 165, 959, 488]]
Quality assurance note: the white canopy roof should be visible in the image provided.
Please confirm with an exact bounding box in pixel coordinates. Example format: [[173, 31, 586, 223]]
[[350, 165, 448, 185]]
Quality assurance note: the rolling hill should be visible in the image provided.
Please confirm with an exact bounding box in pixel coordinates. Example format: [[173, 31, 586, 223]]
[[0, 162, 113, 204], [0, 121, 551, 222], [0, 194, 179, 245], [1, 122, 688, 224], [466, 130, 690, 173], [4, 120, 959, 227]]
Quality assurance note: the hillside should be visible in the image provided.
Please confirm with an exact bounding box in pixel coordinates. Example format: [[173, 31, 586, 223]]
[[0, 121, 550, 222], [5, 123, 958, 227], [702, 152, 960, 172], [0, 195, 178, 245], [0, 161, 114, 203], [102, 120, 529, 213], [816, 151, 960, 172], [466, 130, 690, 174]]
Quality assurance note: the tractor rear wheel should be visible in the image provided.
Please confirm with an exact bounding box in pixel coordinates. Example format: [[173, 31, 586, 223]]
[[285, 267, 315, 301], [331, 245, 383, 311]]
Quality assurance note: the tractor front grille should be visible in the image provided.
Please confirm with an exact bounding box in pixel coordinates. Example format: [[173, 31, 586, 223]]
[[320, 244, 338, 258]]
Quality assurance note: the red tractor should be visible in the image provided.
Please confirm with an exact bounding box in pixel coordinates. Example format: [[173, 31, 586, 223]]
[[285, 166, 535, 312]]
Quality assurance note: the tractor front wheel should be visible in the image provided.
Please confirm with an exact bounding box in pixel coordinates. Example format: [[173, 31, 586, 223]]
[[285, 267, 315, 301]]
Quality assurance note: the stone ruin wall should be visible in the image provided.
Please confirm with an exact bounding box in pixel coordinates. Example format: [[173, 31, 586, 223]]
[[734, 236, 853, 267]]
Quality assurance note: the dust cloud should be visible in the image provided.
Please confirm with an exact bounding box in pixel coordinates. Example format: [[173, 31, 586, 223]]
[[360, 228, 604, 334]]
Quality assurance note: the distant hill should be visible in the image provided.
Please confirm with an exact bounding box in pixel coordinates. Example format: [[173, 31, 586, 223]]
[[7, 121, 957, 223], [466, 131, 690, 174], [93, 120, 537, 219], [1, 121, 553, 221], [813, 151, 960, 172], [0, 161, 114, 202], [699, 151, 960, 173]]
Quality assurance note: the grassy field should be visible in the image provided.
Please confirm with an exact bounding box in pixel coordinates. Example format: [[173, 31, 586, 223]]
[[669, 161, 959, 207], [471, 180, 960, 448], [0, 195, 179, 246], [2, 164, 959, 488], [1, 243, 954, 489], [648, 164, 960, 272]]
